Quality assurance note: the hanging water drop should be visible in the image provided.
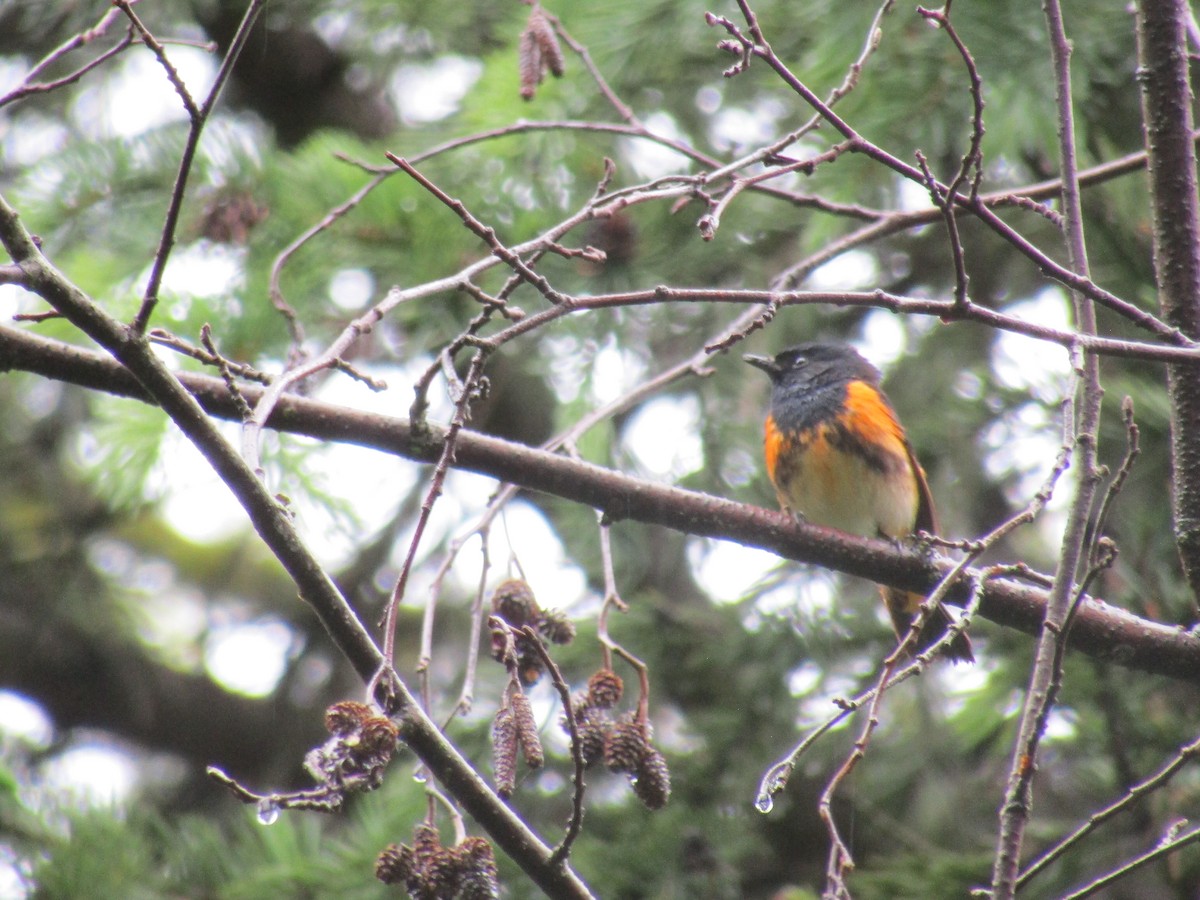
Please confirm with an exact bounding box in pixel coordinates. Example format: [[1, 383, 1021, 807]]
[[754, 761, 792, 814], [256, 798, 280, 825]]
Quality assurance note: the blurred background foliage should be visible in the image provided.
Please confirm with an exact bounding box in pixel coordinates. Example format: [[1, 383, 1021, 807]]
[[2, 0, 1199, 896]]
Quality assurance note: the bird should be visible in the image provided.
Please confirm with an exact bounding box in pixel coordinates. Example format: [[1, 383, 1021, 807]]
[[745, 342, 974, 663]]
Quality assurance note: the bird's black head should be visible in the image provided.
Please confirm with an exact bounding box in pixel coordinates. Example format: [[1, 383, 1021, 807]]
[[744, 342, 881, 390]]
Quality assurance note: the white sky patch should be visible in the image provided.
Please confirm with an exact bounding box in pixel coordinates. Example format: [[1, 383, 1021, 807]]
[[621, 112, 691, 180], [156, 356, 431, 555], [492, 501, 587, 608], [0, 283, 40, 319], [158, 424, 251, 543], [156, 242, 245, 306], [694, 84, 722, 115], [623, 395, 703, 480], [390, 56, 482, 125], [545, 336, 585, 403], [313, 10, 354, 45], [385, 489, 589, 621], [993, 287, 1073, 400], [76, 46, 217, 138], [40, 741, 138, 806], [0, 58, 23, 95], [587, 341, 645, 406], [709, 107, 760, 153], [689, 538, 778, 603], [984, 288, 1074, 509], [329, 267, 376, 310], [133, 584, 208, 669], [787, 661, 823, 697], [204, 617, 295, 696], [291, 363, 430, 567], [1043, 706, 1078, 742], [896, 175, 936, 213], [807, 249, 879, 292], [757, 570, 836, 619], [1, 110, 69, 168], [708, 97, 787, 155], [0, 691, 53, 748], [980, 402, 1071, 557], [859, 310, 907, 368], [935, 648, 997, 717], [0, 848, 30, 900], [294, 434, 422, 567], [955, 369, 983, 400], [980, 400, 1063, 498]]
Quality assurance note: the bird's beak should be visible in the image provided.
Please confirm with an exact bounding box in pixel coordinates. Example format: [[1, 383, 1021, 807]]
[[743, 353, 780, 376]]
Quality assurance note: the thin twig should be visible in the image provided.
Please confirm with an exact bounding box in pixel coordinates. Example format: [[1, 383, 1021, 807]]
[[546, 13, 642, 127], [1080, 397, 1140, 579], [1059, 820, 1200, 900], [817, 646, 904, 896], [991, 0, 1105, 887], [112, 1, 199, 118], [9, 320, 1200, 687], [387, 154, 568, 306], [387, 353, 490, 670], [0, 15, 134, 109], [267, 172, 390, 349], [206, 765, 347, 814], [476, 284, 1200, 364], [912, 3, 986, 306], [128, 0, 266, 333], [455, 528, 493, 717], [721, 0, 1189, 344], [1017, 732, 1200, 889], [916, 5, 986, 201], [593, 519, 651, 723], [916, 149, 972, 308], [512, 624, 587, 867], [199, 324, 252, 421], [147, 328, 272, 383]]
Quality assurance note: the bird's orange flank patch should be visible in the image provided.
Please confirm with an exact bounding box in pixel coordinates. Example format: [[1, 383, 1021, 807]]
[[842, 380, 909, 459]]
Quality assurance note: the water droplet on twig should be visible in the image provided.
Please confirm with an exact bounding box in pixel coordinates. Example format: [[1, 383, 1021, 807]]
[[256, 798, 280, 825]]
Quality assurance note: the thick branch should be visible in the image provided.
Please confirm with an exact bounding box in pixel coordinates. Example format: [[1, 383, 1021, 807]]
[[1135, 0, 1200, 599], [0, 202, 593, 900], [4, 324, 1200, 684]]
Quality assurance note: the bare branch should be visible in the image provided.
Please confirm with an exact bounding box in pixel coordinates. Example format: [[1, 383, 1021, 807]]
[[992, 0, 1106, 890], [0, 200, 593, 900], [391, 352, 489, 670], [1017, 732, 1200, 890], [7, 322, 1200, 687], [721, 1, 1191, 343], [0, 11, 134, 109], [1060, 820, 1200, 899], [129, 0, 267, 334], [1134, 0, 1200, 598]]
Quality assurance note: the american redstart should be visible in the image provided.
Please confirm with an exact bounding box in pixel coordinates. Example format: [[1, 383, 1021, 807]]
[[745, 342, 974, 663]]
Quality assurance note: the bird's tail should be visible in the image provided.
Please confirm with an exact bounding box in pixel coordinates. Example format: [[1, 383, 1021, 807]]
[[883, 587, 974, 663]]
